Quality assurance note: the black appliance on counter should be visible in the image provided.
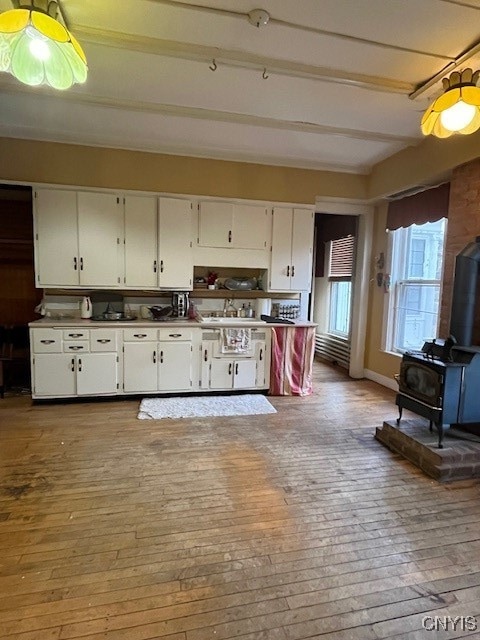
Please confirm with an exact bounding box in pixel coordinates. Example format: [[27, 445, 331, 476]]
[[396, 237, 480, 448]]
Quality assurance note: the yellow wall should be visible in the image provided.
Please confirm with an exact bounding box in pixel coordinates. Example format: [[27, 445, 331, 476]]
[[364, 202, 401, 380], [0, 137, 368, 203]]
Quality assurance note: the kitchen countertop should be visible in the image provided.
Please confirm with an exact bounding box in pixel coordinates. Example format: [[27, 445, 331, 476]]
[[29, 317, 317, 328]]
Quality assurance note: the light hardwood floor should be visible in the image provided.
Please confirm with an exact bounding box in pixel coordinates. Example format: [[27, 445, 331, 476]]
[[1, 361, 480, 640]]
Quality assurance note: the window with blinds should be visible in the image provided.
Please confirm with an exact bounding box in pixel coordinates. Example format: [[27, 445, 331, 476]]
[[328, 235, 355, 279]]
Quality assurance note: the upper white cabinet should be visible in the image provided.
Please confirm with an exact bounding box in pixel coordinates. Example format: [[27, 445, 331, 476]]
[[198, 201, 269, 250], [34, 189, 122, 288], [158, 197, 193, 289], [124, 195, 158, 288], [34, 190, 194, 290], [77, 192, 123, 287], [269, 207, 314, 291]]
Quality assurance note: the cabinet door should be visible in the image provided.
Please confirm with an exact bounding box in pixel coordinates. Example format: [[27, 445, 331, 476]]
[[232, 205, 269, 250], [124, 196, 157, 288], [77, 192, 122, 287], [159, 198, 193, 289], [198, 201, 234, 248], [270, 207, 293, 290], [209, 359, 234, 390], [123, 342, 157, 393], [34, 189, 79, 287], [255, 342, 267, 388], [233, 359, 257, 389], [158, 342, 192, 391], [291, 209, 314, 291], [32, 354, 76, 397], [76, 353, 118, 396]]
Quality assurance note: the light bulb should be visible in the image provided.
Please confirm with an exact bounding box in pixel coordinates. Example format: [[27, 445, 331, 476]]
[[25, 25, 50, 61], [440, 100, 476, 132]]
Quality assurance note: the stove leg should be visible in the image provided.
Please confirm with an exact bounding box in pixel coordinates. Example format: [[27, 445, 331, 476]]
[[396, 406, 403, 425], [429, 420, 433, 432], [437, 423, 444, 449]]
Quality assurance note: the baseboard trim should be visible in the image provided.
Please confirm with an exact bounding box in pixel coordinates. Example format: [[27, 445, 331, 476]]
[[364, 368, 397, 391]]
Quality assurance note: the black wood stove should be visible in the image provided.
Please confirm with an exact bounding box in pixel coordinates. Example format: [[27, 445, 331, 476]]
[[396, 237, 480, 448]]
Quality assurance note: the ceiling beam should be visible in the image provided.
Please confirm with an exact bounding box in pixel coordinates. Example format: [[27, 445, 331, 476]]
[[0, 78, 418, 145], [70, 24, 415, 95]]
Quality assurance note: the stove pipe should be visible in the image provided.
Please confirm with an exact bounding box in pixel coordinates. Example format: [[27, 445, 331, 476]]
[[449, 236, 480, 346]]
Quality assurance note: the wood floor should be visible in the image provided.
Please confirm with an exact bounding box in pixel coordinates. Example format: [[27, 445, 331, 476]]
[[1, 361, 480, 640]]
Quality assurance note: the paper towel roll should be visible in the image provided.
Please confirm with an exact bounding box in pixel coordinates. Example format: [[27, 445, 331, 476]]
[[256, 298, 271, 317]]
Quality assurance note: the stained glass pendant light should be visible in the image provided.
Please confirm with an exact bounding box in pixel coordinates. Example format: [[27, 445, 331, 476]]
[[421, 69, 480, 138], [0, 0, 87, 90]]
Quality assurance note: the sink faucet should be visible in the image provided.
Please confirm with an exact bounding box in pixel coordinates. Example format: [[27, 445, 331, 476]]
[[223, 298, 237, 316]]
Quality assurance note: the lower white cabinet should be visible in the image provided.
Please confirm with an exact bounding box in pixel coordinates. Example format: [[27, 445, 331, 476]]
[[30, 323, 270, 399], [122, 328, 193, 393], [209, 358, 257, 390], [31, 328, 119, 399]]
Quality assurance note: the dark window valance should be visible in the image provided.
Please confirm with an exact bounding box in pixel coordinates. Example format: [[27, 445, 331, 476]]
[[386, 182, 450, 231]]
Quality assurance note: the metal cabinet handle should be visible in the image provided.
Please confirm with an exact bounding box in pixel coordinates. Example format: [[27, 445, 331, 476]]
[[168, 333, 182, 338], [291, 265, 295, 277], [204, 349, 208, 362], [68, 345, 84, 351], [68, 333, 84, 338], [160, 350, 164, 364], [228, 363, 232, 375], [97, 339, 111, 344], [160, 260, 164, 273], [228, 230, 232, 243], [153, 350, 156, 364], [286, 265, 290, 276], [259, 348, 263, 361], [73, 256, 78, 271], [235, 363, 239, 375], [153, 260, 157, 273], [40, 339, 55, 344], [78, 358, 82, 372], [80, 257, 84, 271], [134, 334, 147, 338], [71, 358, 75, 372]]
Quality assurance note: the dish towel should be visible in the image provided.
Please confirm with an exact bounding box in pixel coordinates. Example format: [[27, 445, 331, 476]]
[[220, 328, 251, 353]]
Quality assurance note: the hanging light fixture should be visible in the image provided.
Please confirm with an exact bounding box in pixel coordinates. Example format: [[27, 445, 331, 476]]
[[421, 68, 480, 138], [0, 0, 87, 90]]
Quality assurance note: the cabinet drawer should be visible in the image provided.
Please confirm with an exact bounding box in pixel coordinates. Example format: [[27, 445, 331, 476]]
[[32, 329, 62, 353], [158, 328, 193, 341], [63, 330, 89, 340], [63, 341, 89, 352], [90, 331, 117, 352], [123, 329, 157, 341]]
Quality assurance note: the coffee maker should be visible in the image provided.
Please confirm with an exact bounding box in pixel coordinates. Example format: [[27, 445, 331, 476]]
[[171, 291, 189, 317]]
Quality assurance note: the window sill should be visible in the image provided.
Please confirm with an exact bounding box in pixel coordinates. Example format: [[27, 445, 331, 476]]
[[380, 349, 403, 359]]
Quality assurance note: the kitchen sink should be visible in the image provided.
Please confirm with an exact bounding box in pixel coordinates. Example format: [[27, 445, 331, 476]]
[[198, 315, 266, 325]]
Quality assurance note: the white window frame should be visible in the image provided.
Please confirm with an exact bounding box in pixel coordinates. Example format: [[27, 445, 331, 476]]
[[382, 219, 447, 355]]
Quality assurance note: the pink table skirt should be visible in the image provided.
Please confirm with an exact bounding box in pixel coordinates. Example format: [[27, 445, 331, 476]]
[[269, 326, 316, 396]]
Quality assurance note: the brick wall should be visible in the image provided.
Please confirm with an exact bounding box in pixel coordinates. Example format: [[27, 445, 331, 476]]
[[439, 158, 480, 344]]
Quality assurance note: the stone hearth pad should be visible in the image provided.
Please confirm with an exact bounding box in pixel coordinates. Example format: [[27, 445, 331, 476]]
[[375, 419, 480, 482]]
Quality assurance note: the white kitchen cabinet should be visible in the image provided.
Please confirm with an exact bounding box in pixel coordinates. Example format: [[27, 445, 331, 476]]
[[77, 192, 123, 287], [34, 189, 123, 288], [123, 341, 158, 393], [270, 207, 314, 291], [209, 358, 257, 389], [198, 201, 269, 250], [123, 327, 193, 393], [158, 197, 193, 289], [34, 189, 79, 287], [158, 341, 192, 391], [124, 195, 158, 288], [31, 328, 119, 398]]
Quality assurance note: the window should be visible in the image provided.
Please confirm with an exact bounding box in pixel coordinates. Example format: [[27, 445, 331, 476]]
[[328, 236, 355, 337], [386, 218, 446, 353]]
